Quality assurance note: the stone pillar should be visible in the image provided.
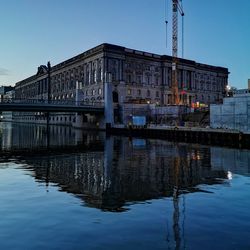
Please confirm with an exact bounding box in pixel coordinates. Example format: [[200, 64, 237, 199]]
[[191, 71, 195, 90], [74, 81, 84, 128], [182, 70, 186, 89], [75, 81, 83, 106], [104, 73, 114, 128]]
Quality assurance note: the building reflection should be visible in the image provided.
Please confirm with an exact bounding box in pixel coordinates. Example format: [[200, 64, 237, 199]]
[[6, 130, 246, 250], [20, 137, 229, 212], [0, 122, 104, 152], [211, 146, 250, 175]]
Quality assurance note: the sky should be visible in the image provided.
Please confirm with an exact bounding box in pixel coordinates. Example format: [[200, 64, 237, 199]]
[[0, 0, 249, 88]]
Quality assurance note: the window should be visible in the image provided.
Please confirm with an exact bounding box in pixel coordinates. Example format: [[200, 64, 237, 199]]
[[137, 75, 142, 84], [94, 70, 97, 83], [146, 75, 150, 84], [127, 89, 132, 95], [137, 89, 141, 96], [156, 91, 159, 98], [147, 90, 150, 97], [128, 74, 132, 83], [155, 76, 159, 85], [87, 71, 90, 84], [98, 88, 102, 95]]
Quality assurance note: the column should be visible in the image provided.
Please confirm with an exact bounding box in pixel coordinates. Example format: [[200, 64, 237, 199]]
[[104, 73, 114, 128]]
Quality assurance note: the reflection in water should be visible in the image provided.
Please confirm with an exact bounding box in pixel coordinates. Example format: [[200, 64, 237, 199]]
[[0, 122, 104, 152], [20, 138, 228, 211], [17, 137, 234, 250], [211, 146, 250, 175], [1, 122, 250, 249]]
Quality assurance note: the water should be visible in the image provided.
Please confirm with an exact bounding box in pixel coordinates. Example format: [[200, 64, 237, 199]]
[[0, 122, 249, 249]]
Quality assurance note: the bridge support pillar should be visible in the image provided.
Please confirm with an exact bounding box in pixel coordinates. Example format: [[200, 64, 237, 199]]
[[74, 113, 83, 128], [75, 81, 83, 106], [74, 81, 84, 128], [104, 73, 114, 129]]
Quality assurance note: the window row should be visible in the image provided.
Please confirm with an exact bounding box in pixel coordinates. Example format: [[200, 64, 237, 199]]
[[127, 89, 160, 98]]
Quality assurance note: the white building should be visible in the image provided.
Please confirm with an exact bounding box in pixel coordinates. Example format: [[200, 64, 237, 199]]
[[1, 90, 15, 121], [210, 90, 250, 133]]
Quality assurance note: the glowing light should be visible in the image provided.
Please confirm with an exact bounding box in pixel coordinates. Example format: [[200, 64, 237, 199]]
[[227, 171, 233, 180]]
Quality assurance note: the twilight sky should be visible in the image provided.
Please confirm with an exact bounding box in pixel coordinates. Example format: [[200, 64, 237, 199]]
[[0, 0, 249, 88]]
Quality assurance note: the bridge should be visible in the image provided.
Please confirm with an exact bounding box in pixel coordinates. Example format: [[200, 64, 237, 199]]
[[0, 99, 104, 114]]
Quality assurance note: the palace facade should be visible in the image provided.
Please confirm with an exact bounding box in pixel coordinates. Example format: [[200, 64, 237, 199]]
[[13, 43, 229, 125]]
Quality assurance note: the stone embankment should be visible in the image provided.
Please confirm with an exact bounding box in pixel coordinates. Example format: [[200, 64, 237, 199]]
[[107, 125, 249, 149]]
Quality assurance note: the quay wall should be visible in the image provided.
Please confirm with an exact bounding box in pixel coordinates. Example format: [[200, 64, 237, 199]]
[[210, 95, 250, 133], [107, 126, 250, 149]]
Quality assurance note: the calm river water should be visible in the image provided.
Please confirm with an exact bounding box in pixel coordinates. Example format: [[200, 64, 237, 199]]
[[0, 122, 249, 250]]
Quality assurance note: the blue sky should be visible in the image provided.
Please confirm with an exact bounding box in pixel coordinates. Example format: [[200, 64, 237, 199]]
[[0, 0, 249, 88]]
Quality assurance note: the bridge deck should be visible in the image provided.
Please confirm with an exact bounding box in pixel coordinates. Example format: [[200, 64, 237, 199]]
[[0, 100, 104, 113]]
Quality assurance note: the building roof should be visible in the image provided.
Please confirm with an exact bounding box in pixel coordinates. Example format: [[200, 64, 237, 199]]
[[15, 43, 229, 87]]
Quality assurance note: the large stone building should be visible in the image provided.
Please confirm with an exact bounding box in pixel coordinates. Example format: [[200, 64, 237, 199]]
[[14, 43, 229, 125]]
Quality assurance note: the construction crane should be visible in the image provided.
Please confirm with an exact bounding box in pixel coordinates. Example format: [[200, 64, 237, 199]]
[[166, 0, 184, 105]]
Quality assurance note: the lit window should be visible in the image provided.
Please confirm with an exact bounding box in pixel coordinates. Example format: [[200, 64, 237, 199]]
[[127, 89, 132, 95], [98, 88, 102, 95]]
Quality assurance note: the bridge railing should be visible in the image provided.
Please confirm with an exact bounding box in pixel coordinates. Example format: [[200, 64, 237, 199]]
[[0, 98, 104, 107]]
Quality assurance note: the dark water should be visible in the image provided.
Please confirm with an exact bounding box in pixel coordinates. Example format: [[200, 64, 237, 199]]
[[0, 122, 249, 250]]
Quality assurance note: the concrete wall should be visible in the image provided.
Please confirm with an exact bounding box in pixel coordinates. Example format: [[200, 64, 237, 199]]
[[210, 94, 250, 132]]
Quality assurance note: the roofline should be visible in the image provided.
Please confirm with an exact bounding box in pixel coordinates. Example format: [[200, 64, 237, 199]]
[[15, 43, 229, 86]]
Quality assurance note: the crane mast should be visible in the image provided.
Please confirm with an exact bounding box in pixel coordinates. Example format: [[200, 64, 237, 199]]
[[171, 0, 184, 105]]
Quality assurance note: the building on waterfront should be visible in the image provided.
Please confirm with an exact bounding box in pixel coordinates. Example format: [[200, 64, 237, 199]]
[[0, 85, 14, 101], [210, 83, 250, 132], [1, 89, 15, 121], [13, 43, 229, 126], [0, 86, 15, 122]]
